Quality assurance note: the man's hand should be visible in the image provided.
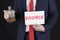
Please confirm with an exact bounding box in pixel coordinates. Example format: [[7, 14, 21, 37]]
[[4, 10, 9, 20], [33, 24, 45, 32], [3, 10, 16, 22]]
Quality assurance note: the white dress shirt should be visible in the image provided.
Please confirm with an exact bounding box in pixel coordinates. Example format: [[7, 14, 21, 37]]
[[26, 0, 36, 32]]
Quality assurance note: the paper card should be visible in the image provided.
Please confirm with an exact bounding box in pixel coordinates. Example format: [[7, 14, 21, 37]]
[[24, 11, 45, 25]]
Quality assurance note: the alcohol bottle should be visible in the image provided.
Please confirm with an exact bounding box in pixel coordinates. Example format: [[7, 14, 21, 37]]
[[6, 6, 16, 22]]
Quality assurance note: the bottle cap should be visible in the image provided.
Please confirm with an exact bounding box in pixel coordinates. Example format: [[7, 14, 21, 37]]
[[8, 6, 11, 10]]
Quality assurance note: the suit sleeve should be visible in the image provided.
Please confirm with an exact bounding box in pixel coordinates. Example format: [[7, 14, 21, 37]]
[[44, 0, 58, 31]]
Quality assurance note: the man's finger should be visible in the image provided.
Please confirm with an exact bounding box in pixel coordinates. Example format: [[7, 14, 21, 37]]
[[33, 25, 38, 29], [3, 10, 6, 12]]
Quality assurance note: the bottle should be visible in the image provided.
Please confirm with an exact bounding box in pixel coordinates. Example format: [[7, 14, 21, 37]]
[[7, 6, 16, 22], [8, 6, 15, 18]]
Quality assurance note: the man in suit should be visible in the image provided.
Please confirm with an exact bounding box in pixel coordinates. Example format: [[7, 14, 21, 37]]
[[3, 0, 58, 40]]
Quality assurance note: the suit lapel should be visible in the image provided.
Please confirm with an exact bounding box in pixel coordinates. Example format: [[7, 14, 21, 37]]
[[35, 0, 38, 11], [35, 0, 46, 11], [23, 0, 27, 11], [35, 0, 41, 11]]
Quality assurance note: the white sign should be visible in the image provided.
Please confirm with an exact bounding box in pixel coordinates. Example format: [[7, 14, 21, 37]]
[[24, 11, 45, 25]]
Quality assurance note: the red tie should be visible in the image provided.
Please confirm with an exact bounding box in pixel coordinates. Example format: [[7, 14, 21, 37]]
[[29, 0, 34, 40], [29, 0, 34, 11]]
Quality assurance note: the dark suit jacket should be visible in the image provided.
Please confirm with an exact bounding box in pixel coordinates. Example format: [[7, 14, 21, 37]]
[[13, 0, 58, 40]]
